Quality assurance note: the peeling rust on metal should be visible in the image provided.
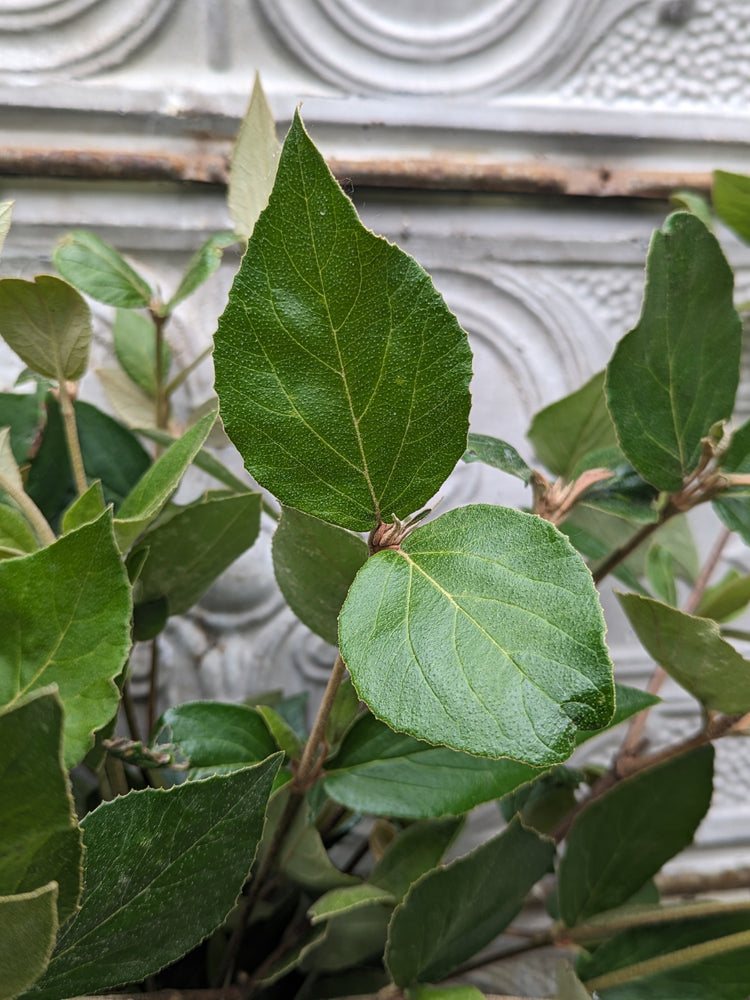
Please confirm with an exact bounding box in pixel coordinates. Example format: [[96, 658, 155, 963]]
[[0, 145, 711, 199]]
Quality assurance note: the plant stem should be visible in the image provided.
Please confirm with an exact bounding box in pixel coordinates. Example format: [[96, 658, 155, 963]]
[[293, 652, 347, 791], [147, 639, 160, 736], [566, 897, 750, 944], [57, 380, 87, 496], [121, 680, 143, 744], [592, 506, 676, 584], [151, 309, 170, 431], [0, 471, 56, 546]]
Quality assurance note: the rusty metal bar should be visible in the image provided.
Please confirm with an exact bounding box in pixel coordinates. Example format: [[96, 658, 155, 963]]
[[0, 145, 711, 199]]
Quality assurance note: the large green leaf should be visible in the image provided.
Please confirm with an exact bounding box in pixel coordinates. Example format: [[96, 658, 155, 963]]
[[0, 511, 132, 767], [558, 745, 714, 927], [385, 817, 554, 986], [0, 275, 92, 381], [228, 73, 281, 239], [618, 593, 750, 713], [128, 489, 261, 616], [0, 884, 58, 1000], [605, 212, 741, 491], [713, 169, 750, 243], [26, 756, 281, 999], [340, 504, 614, 765], [528, 371, 617, 479], [112, 308, 171, 397], [0, 689, 82, 924], [272, 506, 368, 646], [214, 110, 472, 531], [53, 230, 152, 308]]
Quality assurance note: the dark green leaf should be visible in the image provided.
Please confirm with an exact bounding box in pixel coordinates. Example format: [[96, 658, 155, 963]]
[[112, 308, 171, 397], [257, 923, 329, 989], [214, 110, 472, 531], [132, 595, 169, 641], [713, 169, 750, 243], [340, 504, 614, 765], [272, 506, 368, 646], [0, 390, 44, 465], [370, 817, 463, 900], [166, 233, 237, 312], [325, 675, 362, 746], [606, 212, 741, 491], [645, 545, 677, 605], [558, 745, 714, 927], [53, 230, 152, 308], [714, 417, 750, 544], [500, 765, 582, 835], [386, 817, 554, 985], [462, 433, 533, 484], [696, 569, 750, 622], [0, 884, 58, 1000], [257, 704, 304, 759], [575, 684, 659, 745], [575, 452, 659, 523], [303, 904, 390, 972]]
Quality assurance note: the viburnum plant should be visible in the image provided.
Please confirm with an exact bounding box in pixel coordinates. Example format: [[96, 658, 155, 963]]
[[2, 80, 750, 1000]]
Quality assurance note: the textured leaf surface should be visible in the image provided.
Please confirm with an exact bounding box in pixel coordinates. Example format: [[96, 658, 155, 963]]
[[340, 505, 614, 765], [0, 884, 57, 1000], [53, 230, 152, 308], [462, 433, 533, 484], [0, 512, 132, 767], [27, 756, 281, 999], [0, 275, 92, 381], [618, 593, 750, 713], [606, 212, 741, 491], [214, 110, 472, 530], [229, 74, 281, 239], [0, 689, 82, 924], [713, 169, 750, 243], [386, 818, 554, 985], [558, 746, 714, 927], [112, 308, 171, 397], [272, 506, 368, 645], [166, 232, 237, 312]]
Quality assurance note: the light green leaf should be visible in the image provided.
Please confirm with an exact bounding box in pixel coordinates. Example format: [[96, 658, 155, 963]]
[[645, 544, 677, 605], [605, 212, 741, 491], [136, 425, 251, 493], [214, 109, 472, 531], [308, 884, 395, 924], [166, 232, 237, 312], [370, 817, 463, 900], [528, 371, 617, 479], [97, 366, 157, 429], [558, 745, 714, 927], [408, 985, 485, 1000], [557, 960, 594, 999], [0, 502, 39, 559], [618, 593, 750, 713], [272, 506, 368, 646], [696, 570, 750, 622], [340, 504, 614, 765], [27, 755, 281, 1000], [0, 426, 22, 494], [0, 275, 92, 381], [0, 689, 82, 924], [61, 479, 105, 533], [713, 169, 750, 243], [113, 308, 171, 398], [0, 512, 131, 768], [462, 433, 533, 484], [670, 190, 713, 230], [386, 817, 554, 986], [128, 489, 261, 616], [0, 201, 12, 258], [229, 73, 281, 239], [53, 230, 152, 308], [0, 884, 58, 1000], [257, 704, 304, 760], [114, 410, 215, 550]]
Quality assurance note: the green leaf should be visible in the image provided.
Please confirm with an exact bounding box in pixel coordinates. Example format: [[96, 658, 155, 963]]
[[574, 453, 659, 523], [558, 745, 714, 927], [61, 479, 105, 533], [151, 701, 279, 780], [256, 923, 329, 989], [714, 417, 750, 544], [386, 817, 554, 986], [112, 308, 171, 397], [53, 230, 152, 308], [408, 986, 485, 1000], [129, 489, 261, 616], [575, 683, 659, 745], [325, 675, 361, 746], [272, 506, 368, 646], [462, 433, 533, 484], [0, 689, 82, 924], [0, 275, 92, 381], [114, 409, 215, 550], [0, 201, 11, 258], [166, 232, 237, 312], [557, 961, 594, 1000], [27, 755, 281, 1000], [696, 570, 750, 622], [228, 73, 281, 239], [308, 884, 395, 924], [0, 884, 58, 1000], [131, 595, 168, 641], [214, 109, 472, 531], [669, 190, 713, 230], [97, 366, 157, 429], [645, 544, 677, 605], [500, 765, 582, 835], [370, 817, 463, 900], [0, 389, 44, 465], [136, 425, 252, 493], [257, 704, 304, 760], [618, 593, 750, 713], [0, 426, 22, 494], [303, 904, 390, 972], [0, 511, 132, 768], [528, 371, 617, 479], [340, 504, 614, 765], [713, 169, 750, 243], [605, 212, 741, 491], [0, 502, 39, 559]]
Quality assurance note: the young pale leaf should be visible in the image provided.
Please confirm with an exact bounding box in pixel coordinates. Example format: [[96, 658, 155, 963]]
[[386, 817, 554, 986], [558, 745, 713, 927], [462, 432, 533, 484], [228, 73, 281, 238], [0, 884, 58, 1000], [0, 426, 22, 494], [97, 366, 158, 429], [713, 169, 750, 243], [0, 511, 131, 768], [53, 230, 152, 308], [112, 309, 171, 397], [0, 275, 92, 381], [308, 884, 395, 924], [214, 110, 472, 531], [0, 689, 82, 924], [669, 190, 713, 230], [528, 371, 617, 479], [0, 201, 11, 258], [166, 232, 237, 312], [128, 489, 261, 616], [27, 756, 281, 1000], [606, 212, 741, 491], [340, 504, 614, 765], [272, 506, 368, 646], [618, 593, 750, 713], [0, 503, 38, 559], [370, 817, 463, 900], [61, 479, 105, 533]]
